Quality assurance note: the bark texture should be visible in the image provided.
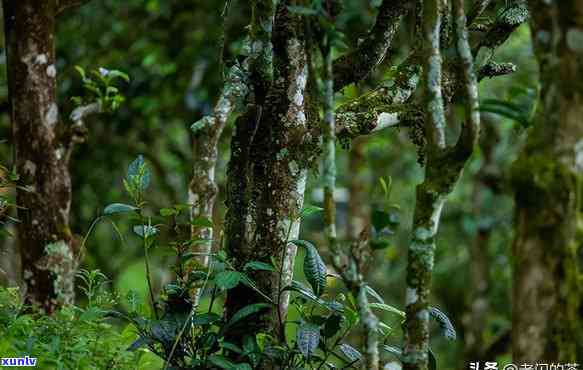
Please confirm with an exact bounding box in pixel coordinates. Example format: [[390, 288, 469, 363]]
[[223, 2, 318, 345], [511, 0, 583, 362], [3, 0, 76, 313]]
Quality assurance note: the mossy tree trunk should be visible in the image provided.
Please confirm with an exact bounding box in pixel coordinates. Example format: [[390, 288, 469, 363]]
[[510, 0, 583, 362], [223, 1, 319, 345]]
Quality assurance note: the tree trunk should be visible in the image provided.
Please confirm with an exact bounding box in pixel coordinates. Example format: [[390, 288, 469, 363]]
[[511, 0, 583, 361], [223, 2, 318, 344], [3, 0, 76, 313]]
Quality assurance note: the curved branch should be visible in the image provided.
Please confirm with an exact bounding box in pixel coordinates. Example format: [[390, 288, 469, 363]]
[[333, 0, 411, 91]]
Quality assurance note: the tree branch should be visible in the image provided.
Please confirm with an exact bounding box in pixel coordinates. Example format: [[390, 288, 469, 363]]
[[478, 60, 516, 81], [330, 0, 523, 145], [467, 0, 494, 25], [455, 0, 481, 158], [333, 0, 411, 91], [68, 102, 102, 143], [473, 0, 529, 61]]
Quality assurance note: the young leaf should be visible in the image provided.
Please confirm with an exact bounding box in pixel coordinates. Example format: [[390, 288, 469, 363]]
[[299, 205, 324, 218], [429, 306, 457, 340], [104, 203, 138, 215], [297, 322, 320, 358], [215, 271, 242, 290], [291, 240, 327, 296], [107, 69, 130, 82], [127, 155, 151, 191]]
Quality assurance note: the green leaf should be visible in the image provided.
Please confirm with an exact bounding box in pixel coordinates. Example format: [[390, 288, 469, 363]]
[[159, 208, 176, 217], [223, 303, 271, 332], [379, 177, 391, 199], [338, 343, 362, 362], [371, 209, 391, 231], [365, 285, 385, 304], [221, 342, 243, 354], [215, 271, 241, 290], [107, 69, 130, 82], [127, 336, 151, 352], [133, 225, 158, 238], [208, 355, 236, 369], [429, 306, 456, 340], [323, 313, 342, 338], [283, 280, 319, 302], [369, 303, 405, 318], [104, 203, 138, 215], [283, 281, 343, 312], [74, 65, 86, 80], [297, 322, 320, 358], [192, 312, 221, 326], [127, 155, 151, 191], [382, 345, 403, 359], [369, 237, 392, 250], [299, 205, 324, 218], [291, 240, 327, 296], [243, 261, 275, 272], [191, 216, 213, 228]]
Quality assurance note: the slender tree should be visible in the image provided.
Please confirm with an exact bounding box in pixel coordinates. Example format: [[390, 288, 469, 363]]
[[403, 0, 480, 368], [511, 0, 583, 361]]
